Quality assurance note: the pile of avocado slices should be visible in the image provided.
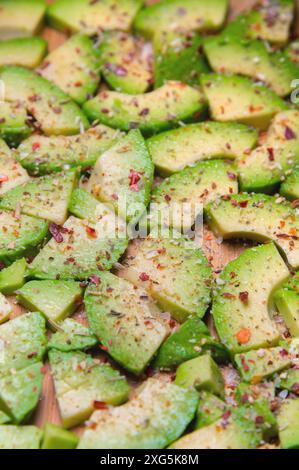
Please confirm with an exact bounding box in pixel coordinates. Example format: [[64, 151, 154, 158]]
[[0, 0, 298, 450]]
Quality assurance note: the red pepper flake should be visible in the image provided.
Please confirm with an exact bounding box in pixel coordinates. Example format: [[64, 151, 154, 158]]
[[291, 199, 299, 209], [85, 226, 97, 238], [267, 147, 275, 161], [27, 352, 38, 359], [93, 401, 108, 410], [164, 194, 171, 202], [279, 348, 289, 358], [236, 328, 251, 345], [99, 344, 109, 352], [239, 291, 249, 303], [49, 223, 66, 243], [230, 272, 236, 279], [129, 169, 141, 192], [139, 272, 150, 282], [32, 142, 40, 152], [227, 171, 237, 180], [239, 200, 248, 208], [222, 292, 236, 299], [291, 383, 299, 393], [146, 366, 154, 377], [255, 416, 264, 425], [52, 106, 62, 114], [0, 175, 8, 184], [111, 193, 118, 201], [239, 354, 250, 371], [285, 126, 296, 140], [139, 108, 149, 117], [74, 81, 82, 87], [222, 410, 231, 420], [241, 393, 249, 404], [89, 275, 100, 286]]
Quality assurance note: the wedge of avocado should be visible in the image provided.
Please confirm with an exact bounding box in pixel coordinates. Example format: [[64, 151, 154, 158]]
[[194, 391, 226, 430], [200, 73, 288, 130], [212, 243, 289, 355], [0, 37, 47, 68], [41, 423, 79, 449], [0, 101, 31, 146], [0, 258, 26, 295], [0, 292, 11, 324], [0, 141, 29, 195], [0, 66, 89, 135], [0, 425, 42, 449], [278, 398, 299, 448], [147, 121, 258, 176], [48, 318, 97, 352], [78, 378, 199, 449], [0, 0, 46, 39], [85, 271, 168, 375], [280, 166, 299, 201], [49, 349, 129, 428], [38, 34, 100, 105], [83, 81, 207, 134], [99, 31, 152, 94], [274, 272, 299, 336]]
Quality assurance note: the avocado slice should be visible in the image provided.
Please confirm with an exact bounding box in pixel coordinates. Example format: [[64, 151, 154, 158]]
[[38, 34, 100, 105], [147, 121, 258, 176], [0, 0, 46, 39], [0, 101, 31, 146], [0, 292, 11, 324], [0, 210, 48, 266], [286, 39, 299, 64], [134, 0, 228, 38], [0, 312, 47, 378], [200, 73, 288, 130], [47, 0, 142, 34], [17, 280, 83, 326], [0, 425, 42, 449], [151, 160, 238, 232], [48, 318, 97, 352], [87, 129, 154, 224], [274, 272, 299, 336], [83, 81, 207, 134], [0, 66, 89, 135], [280, 166, 299, 201], [17, 125, 121, 176], [278, 398, 299, 448], [78, 378, 198, 449], [99, 31, 152, 94], [0, 141, 29, 195], [0, 258, 26, 295], [212, 243, 289, 355], [41, 423, 79, 449], [0, 170, 78, 225], [0, 37, 47, 68], [121, 234, 212, 323], [206, 193, 299, 269], [49, 349, 129, 428], [194, 391, 226, 430], [0, 411, 10, 424]]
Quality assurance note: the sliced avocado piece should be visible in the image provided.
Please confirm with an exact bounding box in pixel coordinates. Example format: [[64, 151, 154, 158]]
[[0, 312, 47, 378], [280, 166, 299, 201], [147, 121, 258, 176], [78, 378, 198, 449], [0, 258, 26, 295], [99, 31, 152, 94], [0, 37, 47, 68], [151, 160, 238, 232], [274, 273, 299, 336], [0, 0, 46, 39], [206, 193, 299, 269], [212, 243, 289, 355], [0, 66, 89, 136], [200, 73, 288, 130], [0, 410, 10, 424], [0, 292, 11, 324], [278, 367, 299, 392], [0, 362, 43, 424], [49, 349, 129, 428], [134, 0, 228, 38], [48, 318, 97, 352], [286, 39, 299, 64], [83, 81, 207, 134], [121, 234, 212, 323], [239, 110, 299, 193], [194, 391, 226, 430], [41, 423, 79, 449], [48, 0, 142, 34], [0, 142, 29, 195], [17, 125, 121, 176], [38, 34, 100, 105], [0, 101, 31, 146], [0, 210, 48, 266], [0, 425, 42, 449], [0, 170, 78, 225], [17, 280, 83, 326], [278, 398, 299, 448]]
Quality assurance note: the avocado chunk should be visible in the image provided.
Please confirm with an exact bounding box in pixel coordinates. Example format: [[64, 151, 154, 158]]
[[239, 110, 299, 193], [17, 280, 83, 326], [134, 0, 228, 38], [280, 166, 299, 201], [147, 121, 258, 176], [0, 170, 78, 225], [200, 73, 287, 130], [274, 273, 299, 336], [17, 125, 121, 176], [49, 349, 129, 428], [0, 66, 89, 136], [286, 39, 299, 64], [0, 362, 43, 424], [0, 101, 31, 146], [41, 423, 79, 449], [0, 312, 47, 378], [206, 193, 299, 268], [78, 378, 198, 449], [47, 0, 143, 34], [0, 411, 10, 424], [83, 81, 206, 134], [278, 398, 299, 448], [0, 0, 46, 39], [212, 243, 289, 355], [87, 129, 154, 224], [0, 37, 47, 68], [121, 234, 212, 323], [0, 210, 48, 266], [48, 318, 97, 352], [154, 317, 228, 370], [0, 292, 11, 324], [151, 160, 238, 232], [194, 391, 226, 430], [278, 367, 299, 392], [38, 34, 100, 105], [99, 31, 152, 94], [0, 141, 29, 195], [0, 425, 42, 449], [0, 258, 26, 295]]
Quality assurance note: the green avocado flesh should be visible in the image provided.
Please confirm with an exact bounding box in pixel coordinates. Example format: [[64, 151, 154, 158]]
[[0, 425, 42, 449], [0, 0, 46, 40], [48, 318, 97, 352], [0, 37, 47, 68], [278, 398, 299, 449], [0, 258, 26, 295], [0, 140, 29, 194], [280, 166, 299, 201], [274, 273, 299, 336], [0, 101, 31, 146], [41, 423, 79, 449]]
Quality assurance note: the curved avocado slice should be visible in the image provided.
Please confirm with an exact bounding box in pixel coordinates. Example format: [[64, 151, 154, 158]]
[[0, 101, 31, 146], [212, 243, 290, 355], [274, 272, 299, 336], [38, 33, 100, 105], [280, 166, 299, 201], [0, 66, 89, 135], [0, 0, 46, 39], [0, 37, 47, 68], [0, 425, 42, 449], [48, 318, 97, 352], [0, 292, 11, 324], [49, 349, 129, 428], [206, 193, 299, 268], [41, 423, 79, 449], [83, 81, 207, 134], [78, 378, 199, 449], [200, 73, 288, 130], [0, 142, 29, 195]]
